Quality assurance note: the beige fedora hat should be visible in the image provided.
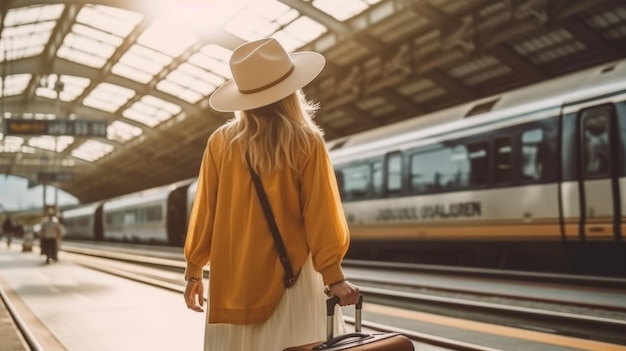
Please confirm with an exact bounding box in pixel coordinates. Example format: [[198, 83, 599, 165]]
[[209, 38, 325, 112]]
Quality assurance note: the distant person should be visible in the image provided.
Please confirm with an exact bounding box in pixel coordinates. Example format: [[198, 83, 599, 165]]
[[2, 215, 14, 248], [14, 220, 24, 238], [182, 38, 359, 350], [39, 213, 63, 263]]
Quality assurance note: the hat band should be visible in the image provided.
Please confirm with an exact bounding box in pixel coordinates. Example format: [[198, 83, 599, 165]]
[[238, 64, 295, 94]]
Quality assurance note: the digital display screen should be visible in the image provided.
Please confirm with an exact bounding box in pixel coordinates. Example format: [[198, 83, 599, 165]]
[[4, 119, 108, 137]]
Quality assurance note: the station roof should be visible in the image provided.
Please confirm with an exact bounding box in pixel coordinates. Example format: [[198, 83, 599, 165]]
[[1, 0, 625, 203]]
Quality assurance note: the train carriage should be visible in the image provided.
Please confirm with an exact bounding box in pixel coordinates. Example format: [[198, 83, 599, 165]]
[[331, 59, 626, 275], [62, 202, 103, 241]]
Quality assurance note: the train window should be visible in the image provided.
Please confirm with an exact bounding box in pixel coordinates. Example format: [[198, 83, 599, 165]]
[[582, 110, 610, 178], [386, 153, 402, 192], [410, 148, 458, 193], [106, 211, 124, 229], [466, 142, 489, 186], [147, 205, 162, 222], [521, 129, 544, 182], [450, 146, 469, 189], [124, 212, 136, 226], [372, 161, 383, 197], [520, 120, 559, 183], [494, 137, 512, 184], [340, 163, 371, 201]]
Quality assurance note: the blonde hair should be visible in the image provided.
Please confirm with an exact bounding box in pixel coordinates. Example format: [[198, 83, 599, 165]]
[[219, 90, 324, 174]]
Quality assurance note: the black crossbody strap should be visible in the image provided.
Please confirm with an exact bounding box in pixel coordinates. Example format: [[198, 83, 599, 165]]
[[246, 155, 297, 288]]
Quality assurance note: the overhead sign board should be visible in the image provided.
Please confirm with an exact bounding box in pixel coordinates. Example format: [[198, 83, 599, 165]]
[[37, 171, 73, 183], [4, 119, 108, 138]]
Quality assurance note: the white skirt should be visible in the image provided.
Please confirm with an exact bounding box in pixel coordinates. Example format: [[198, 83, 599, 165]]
[[204, 255, 346, 351]]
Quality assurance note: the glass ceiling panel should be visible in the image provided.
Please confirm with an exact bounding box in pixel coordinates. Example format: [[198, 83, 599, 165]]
[[122, 95, 182, 127], [225, 0, 301, 40], [57, 5, 142, 68], [35, 74, 91, 102], [76, 4, 143, 37], [158, 62, 226, 104], [82, 82, 136, 113], [312, 0, 382, 21], [0, 74, 32, 97], [0, 136, 36, 154], [0, 4, 64, 61], [587, 4, 626, 40], [57, 42, 108, 68], [28, 136, 74, 152], [189, 44, 232, 78], [112, 44, 174, 83], [57, 4, 143, 69], [72, 140, 114, 162], [108, 121, 143, 144], [158, 43, 230, 102], [273, 16, 327, 52]]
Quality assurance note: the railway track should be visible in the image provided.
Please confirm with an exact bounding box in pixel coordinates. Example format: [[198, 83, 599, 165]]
[[0, 283, 44, 351], [59, 243, 626, 349]]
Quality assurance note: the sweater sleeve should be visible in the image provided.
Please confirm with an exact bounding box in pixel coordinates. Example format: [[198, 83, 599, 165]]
[[184, 135, 219, 278], [300, 137, 350, 285]]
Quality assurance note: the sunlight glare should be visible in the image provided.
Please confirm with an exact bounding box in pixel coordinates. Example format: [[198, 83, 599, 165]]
[[142, 0, 248, 35]]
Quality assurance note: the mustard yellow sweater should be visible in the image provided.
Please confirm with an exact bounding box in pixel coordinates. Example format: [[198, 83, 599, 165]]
[[184, 129, 349, 324]]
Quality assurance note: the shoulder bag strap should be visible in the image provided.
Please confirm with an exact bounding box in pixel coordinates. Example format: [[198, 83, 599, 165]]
[[246, 155, 297, 288]]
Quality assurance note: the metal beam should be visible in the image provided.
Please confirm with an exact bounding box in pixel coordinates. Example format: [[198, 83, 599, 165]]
[[279, 0, 349, 35], [562, 18, 625, 61], [489, 44, 545, 81], [423, 69, 477, 101]]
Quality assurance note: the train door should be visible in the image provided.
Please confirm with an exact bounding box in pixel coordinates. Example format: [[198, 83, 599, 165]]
[[166, 186, 189, 246], [575, 104, 622, 242]]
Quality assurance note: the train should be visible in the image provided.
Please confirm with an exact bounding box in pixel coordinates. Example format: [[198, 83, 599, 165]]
[[61, 58, 626, 276]]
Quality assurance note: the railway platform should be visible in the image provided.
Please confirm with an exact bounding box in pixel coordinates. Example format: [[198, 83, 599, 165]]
[[2, 243, 626, 351], [0, 246, 206, 351]]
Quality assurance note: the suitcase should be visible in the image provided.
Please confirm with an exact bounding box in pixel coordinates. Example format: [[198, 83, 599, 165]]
[[284, 295, 414, 351]]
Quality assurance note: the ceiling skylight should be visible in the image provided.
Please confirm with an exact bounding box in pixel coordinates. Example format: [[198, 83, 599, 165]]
[[71, 140, 114, 162], [35, 74, 91, 102], [0, 74, 32, 96], [0, 136, 36, 154], [83, 83, 136, 113], [76, 4, 143, 37], [28, 136, 74, 152], [112, 44, 174, 84], [226, 0, 298, 39], [0, 4, 64, 61], [122, 95, 182, 127], [313, 0, 382, 21], [108, 121, 143, 144], [224, 0, 325, 51], [57, 5, 143, 68], [157, 43, 231, 103]]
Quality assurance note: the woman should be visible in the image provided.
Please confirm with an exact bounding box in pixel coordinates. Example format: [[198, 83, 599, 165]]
[[183, 38, 360, 350]]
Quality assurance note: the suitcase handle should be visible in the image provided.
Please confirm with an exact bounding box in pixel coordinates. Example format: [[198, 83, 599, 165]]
[[324, 295, 364, 341], [312, 332, 371, 350]]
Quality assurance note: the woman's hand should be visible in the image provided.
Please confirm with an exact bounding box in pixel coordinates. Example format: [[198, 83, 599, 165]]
[[328, 280, 360, 306], [184, 280, 205, 312]]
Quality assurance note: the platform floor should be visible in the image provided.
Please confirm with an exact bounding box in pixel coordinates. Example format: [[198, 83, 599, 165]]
[[2, 243, 625, 351], [0, 246, 205, 351]]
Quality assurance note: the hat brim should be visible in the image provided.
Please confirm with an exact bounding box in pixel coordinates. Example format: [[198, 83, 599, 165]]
[[209, 52, 325, 112]]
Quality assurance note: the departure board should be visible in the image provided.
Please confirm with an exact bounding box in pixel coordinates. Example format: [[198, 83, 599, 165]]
[[37, 171, 73, 183], [4, 119, 108, 137]]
